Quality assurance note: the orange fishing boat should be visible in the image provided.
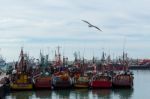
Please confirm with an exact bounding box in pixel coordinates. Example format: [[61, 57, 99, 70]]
[[51, 47, 72, 89], [52, 70, 72, 89]]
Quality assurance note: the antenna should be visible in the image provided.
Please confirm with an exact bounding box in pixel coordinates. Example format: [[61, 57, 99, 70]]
[[78, 51, 81, 60], [56, 46, 61, 64], [56, 46, 61, 55], [47, 47, 50, 56], [123, 36, 126, 53], [122, 36, 127, 65], [63, 46, 65, 58], [83, 48, 85, 58], [92, 49, 95, 58]]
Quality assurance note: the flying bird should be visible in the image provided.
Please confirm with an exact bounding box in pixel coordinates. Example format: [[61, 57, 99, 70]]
[[82, 20, 102, 31]]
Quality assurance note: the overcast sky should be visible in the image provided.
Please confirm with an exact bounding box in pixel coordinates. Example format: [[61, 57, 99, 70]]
[[0, 0, 150, 61]]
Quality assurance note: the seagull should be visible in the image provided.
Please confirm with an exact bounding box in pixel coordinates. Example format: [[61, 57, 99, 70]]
[[82, 20, 102, 31]]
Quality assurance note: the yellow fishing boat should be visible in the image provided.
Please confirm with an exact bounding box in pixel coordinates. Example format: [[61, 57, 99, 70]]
[[10, 48, 33, 90], [10, 74, 33, 90], [74, 76, 89, 88]]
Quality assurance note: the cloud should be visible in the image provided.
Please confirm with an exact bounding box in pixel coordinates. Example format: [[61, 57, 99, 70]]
[[0, 0, 150, 61]]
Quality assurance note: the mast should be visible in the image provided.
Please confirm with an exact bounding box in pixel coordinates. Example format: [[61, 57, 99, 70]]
[[74, 52, 78, 62], [57, 46, 61, 65], [92, 56, 95, 64], [18, 47, 27, 73], [101, 51, 106, 72], [20, 47, 24, 73], [54, 46, 62, 66], [122, 36, 128, 71], [63, 56, 65, 66]]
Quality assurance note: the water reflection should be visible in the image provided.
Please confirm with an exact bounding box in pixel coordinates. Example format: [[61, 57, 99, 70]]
[[0, 87, 5, 99], [5, 89, 134, 99], [6, 91, 34, 99], [5, 88, 134, 99], [52, 89, 71, 99], [35, 90, 52, 99], [72, 89, 90, 99], [92, 89, 111, 99], [113, 89, 134, 99]]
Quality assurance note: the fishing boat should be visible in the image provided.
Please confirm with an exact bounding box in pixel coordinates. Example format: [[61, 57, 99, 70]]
[[85, 56, 98, 79], [34, 74, 52, 89], [90, 72, 112, 88], [90, 52, 112, 88], [70, 66, 89, 88], [52, 70, 72, 89], [112, 52, 134, 88], [33, 53, 52, 89], [72, 66, 89, 88], [112, 71, 133, 88], [72, 53, 89, 88], [10, 74, 33, 90], [51, 46, 72, 89], [10, 48, 33, 90], [74, 75, 89, 88], [33, 67, 52, 89]]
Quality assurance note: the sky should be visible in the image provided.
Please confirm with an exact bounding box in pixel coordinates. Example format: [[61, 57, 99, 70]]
[[0, 0, 150, 62]]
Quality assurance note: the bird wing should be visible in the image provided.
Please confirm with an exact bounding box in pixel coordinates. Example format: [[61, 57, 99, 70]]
[[93, 25, 102, 31], [82, 20, 92, 25], [82, 20, 102, 31]]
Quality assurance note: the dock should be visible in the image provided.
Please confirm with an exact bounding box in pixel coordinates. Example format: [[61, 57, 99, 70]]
[[129, 65, 150, 70]]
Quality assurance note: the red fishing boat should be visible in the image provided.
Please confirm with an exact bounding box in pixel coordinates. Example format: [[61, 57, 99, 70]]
[[112, 52, 134, 88], [33, 53, 52, 89], [90, 52, 112, 88], [112, 71, 133, 88], [34, 76, 51, 89], [90, 73, 112, 88], [33, 69, 52, 89]]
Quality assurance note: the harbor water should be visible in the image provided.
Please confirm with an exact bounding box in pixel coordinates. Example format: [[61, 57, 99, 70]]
[[5, 70, 150, 99]]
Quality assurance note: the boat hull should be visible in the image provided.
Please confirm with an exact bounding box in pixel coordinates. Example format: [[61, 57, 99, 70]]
[[52, 76, 72, 88], [52, 81, 72, 88], [74, 83, 89, 88], [112, 83, 133, 88], [34, 77, 52, 89], [90, 81, 112, 88], [112, 75, 133, 88], [10, 73, 33, 90], [74, 76, 89, 88], [10, 83, 33, 90]]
